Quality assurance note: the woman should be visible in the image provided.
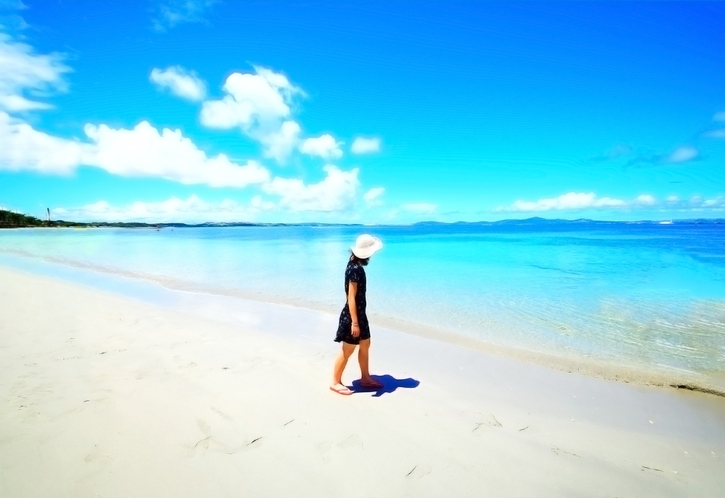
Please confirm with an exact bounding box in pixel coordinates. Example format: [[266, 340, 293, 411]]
[[330, 234, 384, 395]]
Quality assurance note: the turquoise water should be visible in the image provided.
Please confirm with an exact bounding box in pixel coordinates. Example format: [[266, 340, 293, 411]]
[[1, 223, 724, 379]]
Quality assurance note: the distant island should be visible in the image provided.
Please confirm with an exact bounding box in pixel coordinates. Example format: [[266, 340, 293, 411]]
[[412, 216, 725, 226], [0, 209, 362, 228], [1, 209, 723, 229]]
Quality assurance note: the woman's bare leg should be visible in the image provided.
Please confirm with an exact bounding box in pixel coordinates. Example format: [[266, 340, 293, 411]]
[[358, 339, 381, 386], [331, 342, 357, 390]]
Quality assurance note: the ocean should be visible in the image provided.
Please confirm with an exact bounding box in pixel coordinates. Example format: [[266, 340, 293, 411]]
[[2, 222, 724, 386]]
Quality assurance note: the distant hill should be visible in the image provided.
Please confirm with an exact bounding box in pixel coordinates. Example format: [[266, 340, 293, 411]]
[[2, 209, 723, 229], [0, 210, 364, 228], [414, 217, 725, 227]]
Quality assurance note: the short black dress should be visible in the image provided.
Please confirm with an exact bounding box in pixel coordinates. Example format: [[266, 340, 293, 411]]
[[334, 260, 371, 345]]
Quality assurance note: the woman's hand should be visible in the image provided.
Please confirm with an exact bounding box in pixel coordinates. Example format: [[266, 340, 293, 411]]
[[351, 322, 360, 337]]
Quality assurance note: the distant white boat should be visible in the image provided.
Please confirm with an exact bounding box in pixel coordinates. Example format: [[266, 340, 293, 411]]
[[659, 220, 673, 225]]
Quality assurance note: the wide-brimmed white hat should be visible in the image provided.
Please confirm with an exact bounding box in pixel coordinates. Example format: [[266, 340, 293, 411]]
[[351, 234, 383, 259]]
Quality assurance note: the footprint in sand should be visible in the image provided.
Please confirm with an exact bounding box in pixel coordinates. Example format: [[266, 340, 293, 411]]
[[337, 434, 364, 450], [197, 419, 211, 435], [84, 450, 113, 465], [210, 406, 233, 421], [405, 463, 432, 479], [318, 441, 334, 463], [473, 413, 503, 433], [192, 419, 213, 450]]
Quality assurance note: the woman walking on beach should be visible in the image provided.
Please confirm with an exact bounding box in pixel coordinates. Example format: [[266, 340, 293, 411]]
[[330, 234, 384, 395]]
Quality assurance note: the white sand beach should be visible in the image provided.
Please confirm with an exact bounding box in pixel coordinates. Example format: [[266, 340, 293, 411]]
[[1, 265, 724, 497]]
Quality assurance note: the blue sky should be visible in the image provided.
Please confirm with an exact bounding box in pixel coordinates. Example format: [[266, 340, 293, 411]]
[[1, 0, 724, 223]]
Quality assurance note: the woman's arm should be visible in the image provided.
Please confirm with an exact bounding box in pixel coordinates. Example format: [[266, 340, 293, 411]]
[[347, 281, 360, 337]]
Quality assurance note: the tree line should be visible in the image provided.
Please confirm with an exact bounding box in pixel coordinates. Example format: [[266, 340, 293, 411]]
[[0, 209, 85, 228]]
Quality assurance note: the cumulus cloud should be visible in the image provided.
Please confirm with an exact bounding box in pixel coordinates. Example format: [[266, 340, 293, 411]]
[[0, 29, 88, 173], [0, 114, 271, 188], [153, 0, 217, 31], [262, 165, 359, 212], [53, 180, 380, 222], [299, 134, 343, 160], [402, 203, 437, 214], [83, 121, 270, 187], [200, 66, 303, 162], [363, 187, 385, 207], [496, 192, 725, 213], [200, 68, 297, 128], [150, 66, 206, 101], [0, 31, 70, 112], [497, 192, 628, 213], [1, 29, 381, 215], [0, 111, 88, 174], [53, 194, 273, 223], [54, 168, 370, 221], [350, 136, 381, 154], [259, 120, 301, 163], [634, 194, 656, 206]]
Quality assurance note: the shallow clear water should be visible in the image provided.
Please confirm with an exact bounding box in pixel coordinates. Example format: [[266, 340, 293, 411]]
[[1, 223, 724, 378]]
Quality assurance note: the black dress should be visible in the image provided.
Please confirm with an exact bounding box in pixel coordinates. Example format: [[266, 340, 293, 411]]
[[334, 260, 371, 345]]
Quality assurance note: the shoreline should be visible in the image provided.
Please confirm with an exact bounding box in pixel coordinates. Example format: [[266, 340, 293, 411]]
[[1, 264, 724, 496], [2, 249, 724, 398]]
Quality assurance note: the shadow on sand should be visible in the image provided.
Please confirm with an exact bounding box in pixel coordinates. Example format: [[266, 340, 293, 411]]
[[351, 374, 420, 397]]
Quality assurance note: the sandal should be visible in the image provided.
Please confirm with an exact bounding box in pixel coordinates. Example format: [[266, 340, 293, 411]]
[[330, 385, 353, 396]]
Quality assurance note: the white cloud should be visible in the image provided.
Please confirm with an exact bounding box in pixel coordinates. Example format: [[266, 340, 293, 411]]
[[402, 203, 437, 214], [515, 192, 624, 212], [299, 134, 343, 160], [363, 187, 385, 207], [665, 195, 680, 203], [665, 146, 698, 163], [686, 195, 725, 209], [0, 32, 70, 113], [350, 136, 381, 154], [262, 165, 359, 212], [702, 197, 724, 208], [200, 68, 296, 128], [713, 112, 725, 121], [150, 66, 206, 101], [497, 192, 627, 213], [249, 195, 276, 212], [0, 111, 88, 174], [153, 0, 217, 31], [704, 129, 725, 139], [83, 121, 270, 187], [200, 66, 303, 162], [0, 113, 272, 188], [259, 120, 301, 163], [54, 194, 270, 223], [635, 194, 656, 206]]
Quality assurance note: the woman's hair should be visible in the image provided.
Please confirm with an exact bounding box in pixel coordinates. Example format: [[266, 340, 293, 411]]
[[349, 252, 370, 266]]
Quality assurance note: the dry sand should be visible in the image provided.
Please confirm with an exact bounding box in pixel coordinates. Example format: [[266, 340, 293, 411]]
[[1, 265, 724, 497]]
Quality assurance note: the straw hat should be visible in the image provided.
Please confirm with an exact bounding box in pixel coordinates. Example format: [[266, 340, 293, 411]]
[[351, 234, 383, 259]]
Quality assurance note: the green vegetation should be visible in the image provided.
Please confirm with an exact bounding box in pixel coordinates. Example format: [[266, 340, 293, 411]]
[[0, 209, 360, 228], [1, 209, 44, 228], [0, 209, 184, 228], [0, 209, 89, 228]]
